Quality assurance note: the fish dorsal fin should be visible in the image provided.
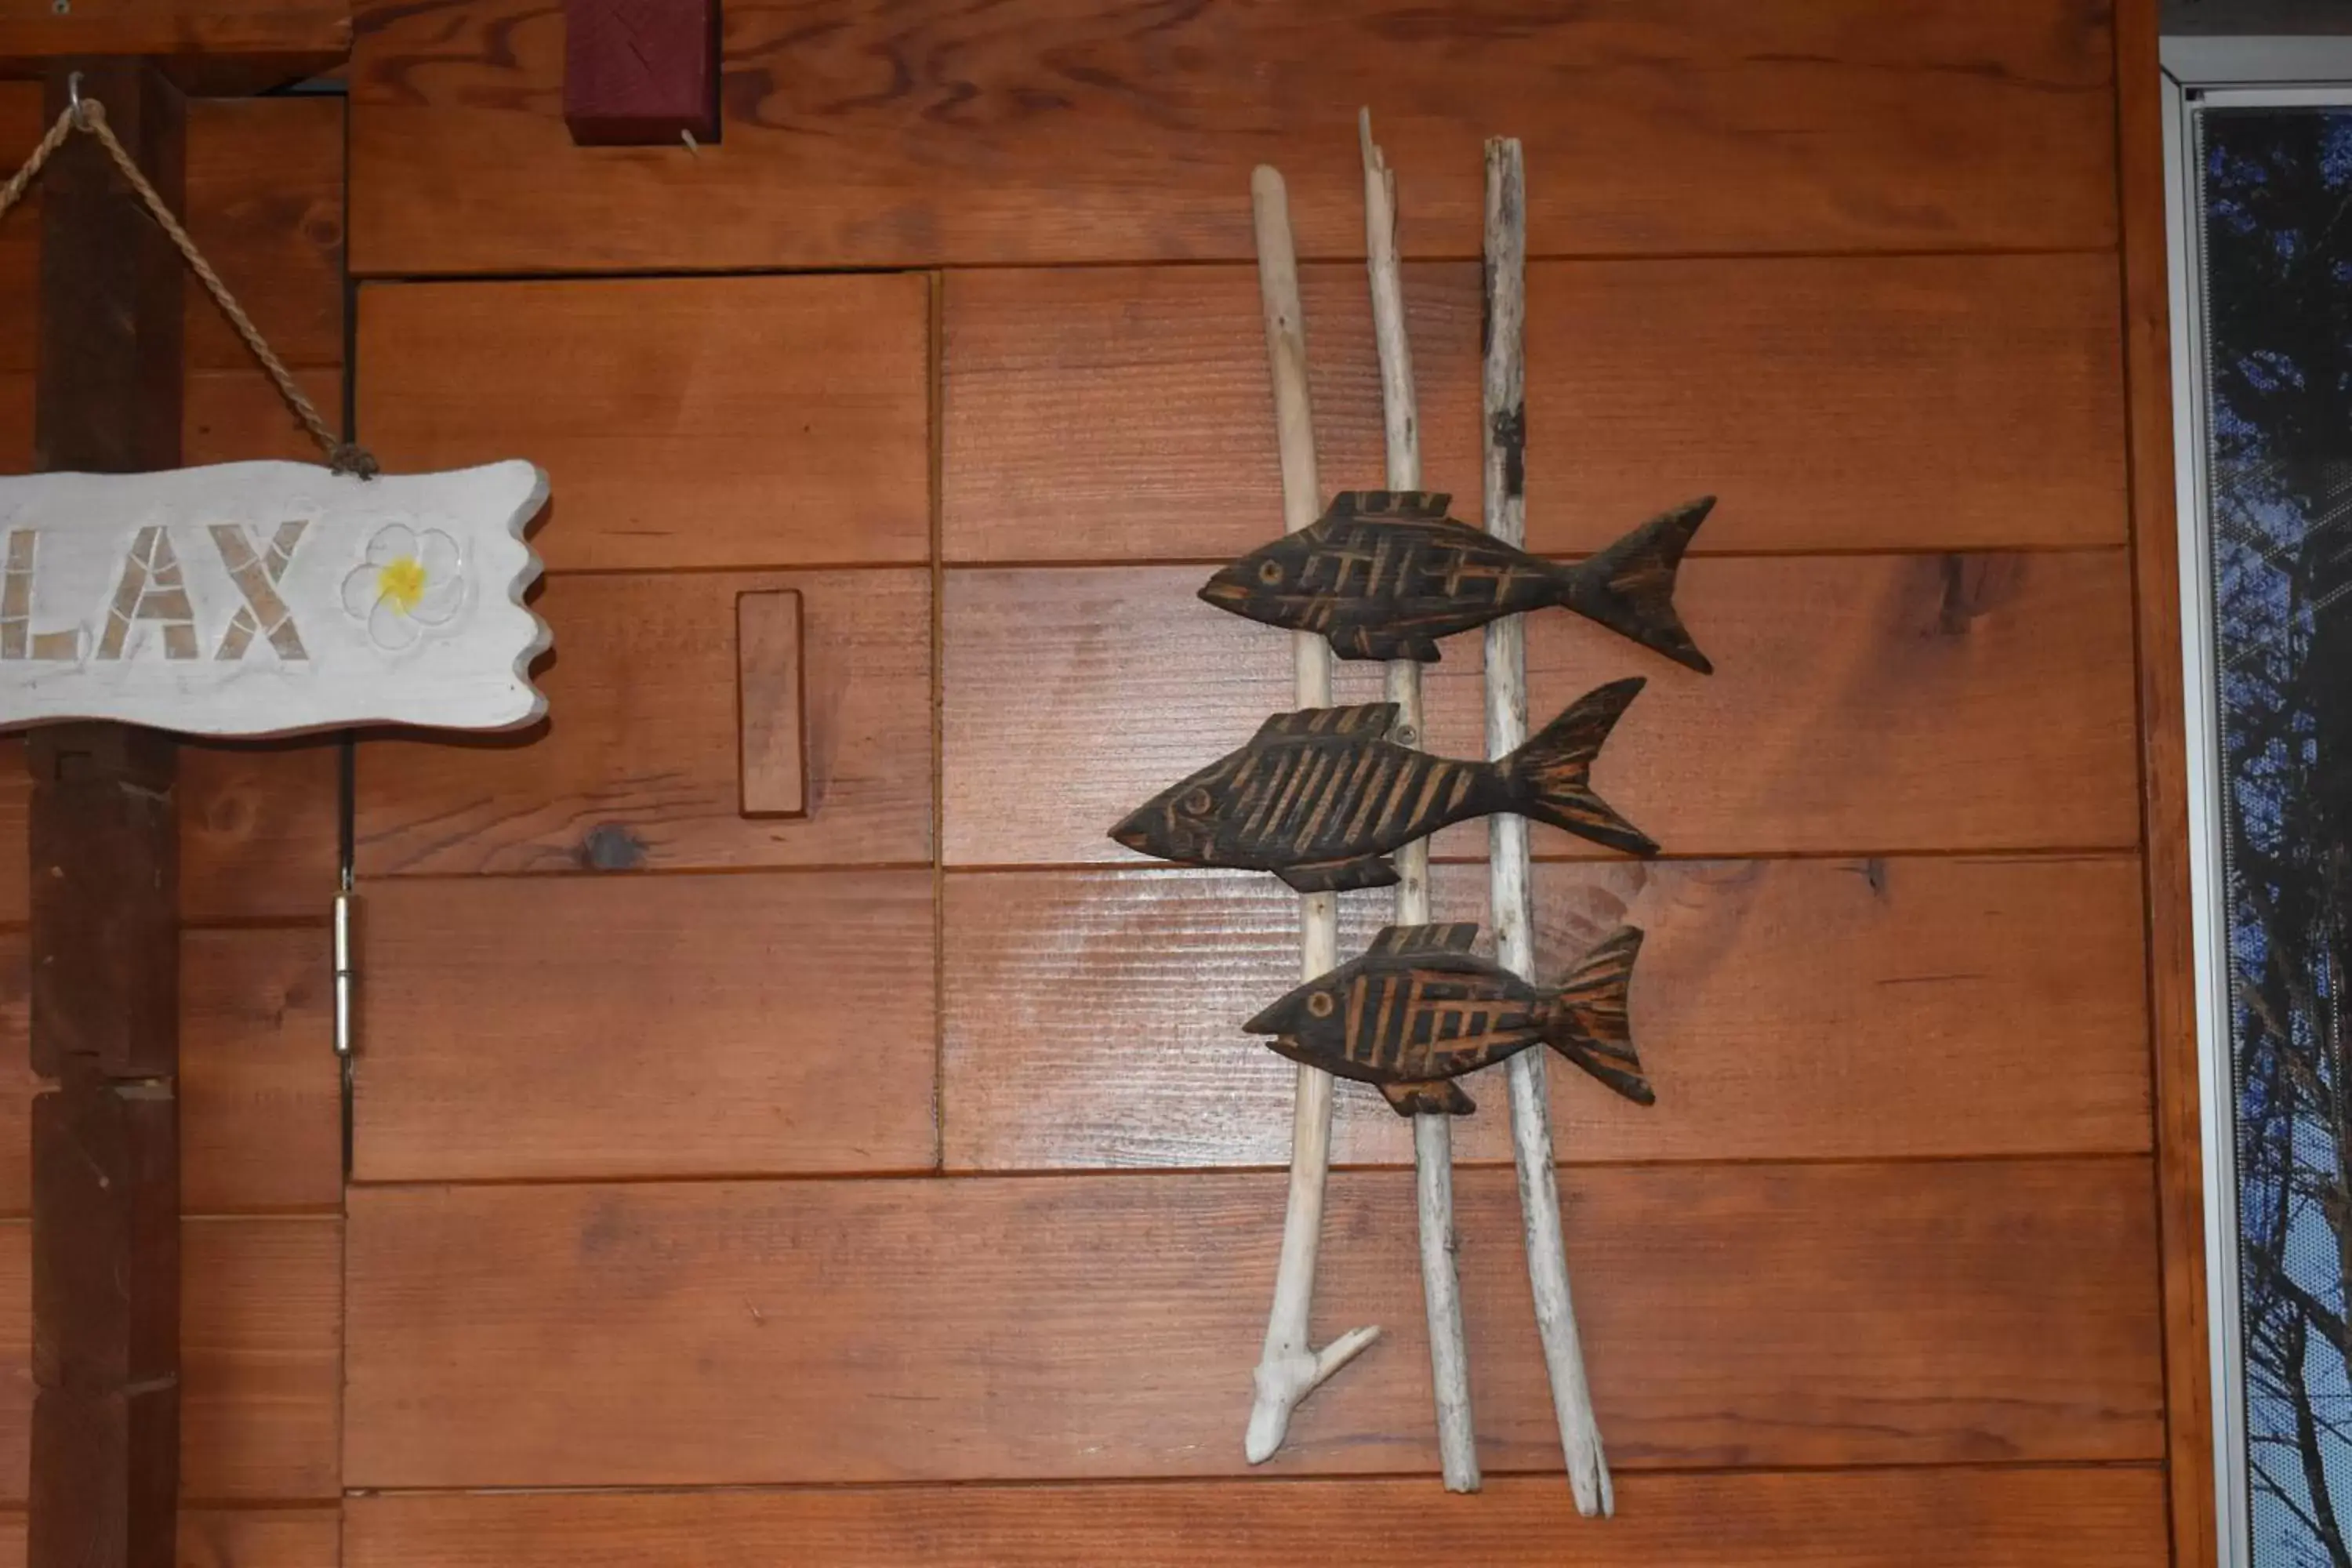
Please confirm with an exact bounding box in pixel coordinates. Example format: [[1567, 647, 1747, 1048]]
[[1368, 923, 1481, 957], [1326, 490, 1455, 525], [1253, 702, 1399, 742]]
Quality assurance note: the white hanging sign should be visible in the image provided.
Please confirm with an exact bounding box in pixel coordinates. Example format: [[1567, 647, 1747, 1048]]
[[0, 459, 550, 737]]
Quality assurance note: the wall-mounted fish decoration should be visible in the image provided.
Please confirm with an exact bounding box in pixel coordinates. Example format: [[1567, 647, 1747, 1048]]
[[1108, 678, 1653, 891], [1198, 489, 1714, 671], [1245, 922, 1652, 1116]]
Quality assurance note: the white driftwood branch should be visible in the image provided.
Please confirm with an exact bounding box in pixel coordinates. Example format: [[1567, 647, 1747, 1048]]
[[1483, 136, 1613, 1519], [1361, 107, 1479, 1496], [1246, 163, 1381, 1467]]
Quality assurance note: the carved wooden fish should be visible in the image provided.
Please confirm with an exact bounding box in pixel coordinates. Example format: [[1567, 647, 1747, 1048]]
[[1108, 678, 1653, 892], [1244, 922, 1653, 1116], [1198, 490, 1713, 671]]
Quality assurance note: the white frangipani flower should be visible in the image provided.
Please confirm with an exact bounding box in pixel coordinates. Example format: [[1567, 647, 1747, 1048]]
[[343, 523, 464, 651]]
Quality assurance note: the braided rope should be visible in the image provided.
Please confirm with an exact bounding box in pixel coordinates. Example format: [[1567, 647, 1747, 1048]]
[[0, 96, 378, 479]]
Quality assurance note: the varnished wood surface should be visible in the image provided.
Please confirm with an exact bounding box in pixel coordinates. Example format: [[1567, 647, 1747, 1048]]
[[0, 4, 350, 94], [343, 1160, 2161, 1487], [348, 0, 2115, 274], [946, 255, 2129, 563], [0, 927, 336, 1215], [354, 872, 938, 1181], [0, 741, 338, 926], [357, 275, 932, 572], [354, 569, 933, 876], [944, 856, 2151, 1170], [2116, 4, 2216, 1564], [0, 1508, 343, 1568], [0, 1218, 340, 1502], [0, 93, 343, 379], [344, 1468, 2168, 1568], [948, 554, 2141, 866]]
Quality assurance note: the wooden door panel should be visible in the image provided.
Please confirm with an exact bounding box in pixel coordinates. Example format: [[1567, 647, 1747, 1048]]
[[355, 569, 933, 876], [358, 275, 933, 573], [354, 871, 939, 1181]]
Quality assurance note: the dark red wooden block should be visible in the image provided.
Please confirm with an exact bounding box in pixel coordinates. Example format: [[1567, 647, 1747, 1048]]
[[564, 0, 720, 147]]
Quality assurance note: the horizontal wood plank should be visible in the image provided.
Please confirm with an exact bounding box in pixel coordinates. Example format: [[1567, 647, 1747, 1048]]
[[0, 928, 334, 1215], [0, 95, 343, 377], [343, 1160, 2161, 1486], [0, 1217, 339, 1501], [945, 255, 2129, 561], [0, 1507, 343, 1568], [944, 554, 2141, 866], [345, 1466, 2167, 1568], [944, 855, 2151, 1170], [350, 0, 2114, 274], [355, 568, 932, 876], [357, 275, 931, 572], [0, 4, 350, 94], [354, 871, 938, 1181]]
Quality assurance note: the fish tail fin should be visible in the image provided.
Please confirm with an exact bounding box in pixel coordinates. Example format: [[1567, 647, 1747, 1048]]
[[1540, 925, 1654, 1105], [1552, 497, 1715, 673], [1498, 678, 1657, 855]]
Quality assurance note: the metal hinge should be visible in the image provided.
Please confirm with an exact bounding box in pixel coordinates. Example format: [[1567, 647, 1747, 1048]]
[[332, 884, 358, 1178]]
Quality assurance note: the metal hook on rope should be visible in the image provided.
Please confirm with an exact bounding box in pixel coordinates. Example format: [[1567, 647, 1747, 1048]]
[[64, 71, 89, 130]]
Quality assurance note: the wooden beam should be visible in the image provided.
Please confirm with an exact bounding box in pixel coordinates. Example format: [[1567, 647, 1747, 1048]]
[[0, 3, 348, 96], [26, 60, 183, 1568]]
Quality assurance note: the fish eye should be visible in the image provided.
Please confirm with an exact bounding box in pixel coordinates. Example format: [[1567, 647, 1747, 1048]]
[[1306, 990, 1335, 1018], [1258, 559, 1284, 585], [1180, 788, 1214, 817]]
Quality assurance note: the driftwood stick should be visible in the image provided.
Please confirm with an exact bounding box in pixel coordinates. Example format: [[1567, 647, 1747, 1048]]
[[1483, 136, 1613, 1518], [1360, 108, 1479, 1495], [1244, 163, 1381, 1466]]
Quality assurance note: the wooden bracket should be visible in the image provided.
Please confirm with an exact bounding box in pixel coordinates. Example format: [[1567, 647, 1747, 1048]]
[[564, 0, 720, 147], [737, 588, 806, 818]]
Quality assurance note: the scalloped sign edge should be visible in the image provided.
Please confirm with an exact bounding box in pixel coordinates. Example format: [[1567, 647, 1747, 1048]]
[[0, 459, 551, 737]]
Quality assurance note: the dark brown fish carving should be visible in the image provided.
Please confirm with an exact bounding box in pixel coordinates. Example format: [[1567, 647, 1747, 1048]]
[[1107, 678, 1653, 892], [1198, 490, 1715, 671], [1245, 923, 1653, 1116]]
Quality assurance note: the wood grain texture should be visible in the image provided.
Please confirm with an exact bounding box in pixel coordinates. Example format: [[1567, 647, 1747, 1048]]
[[944, 855, 2151, 1170], [348, 0, 2115, 274], [946, 554, 2141, 866], [345, 1468, 2169, 1568], [2115, 4, 2216, 1565], [354, 569, 932, 876], [0, 1508, 341, 1568], [352, 871, 938, 1181], [946, 255, 2129, 563], [343, 1160, 2162, 1487], [356, 274, 931, 573], [737, 590, 805, 818], [0, 740, 336, 926], [0, 96, 344, 380], [0, 1218, 340, 1503], [0, 928, 336, 1216], [0, 4, 350, 93]]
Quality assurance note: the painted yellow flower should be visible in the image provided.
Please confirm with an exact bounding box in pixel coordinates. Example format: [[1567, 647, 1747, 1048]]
[[343, 524, 463, 651]]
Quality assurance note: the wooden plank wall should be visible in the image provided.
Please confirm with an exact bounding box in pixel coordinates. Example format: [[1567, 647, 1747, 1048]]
[[329, 0, 2194, 1561], [0, 86, 348, 1567], [0, 0, 2208, 1563]]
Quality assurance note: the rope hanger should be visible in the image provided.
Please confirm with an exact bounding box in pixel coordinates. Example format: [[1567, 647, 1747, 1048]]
[[0, 74, 379, 478]]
